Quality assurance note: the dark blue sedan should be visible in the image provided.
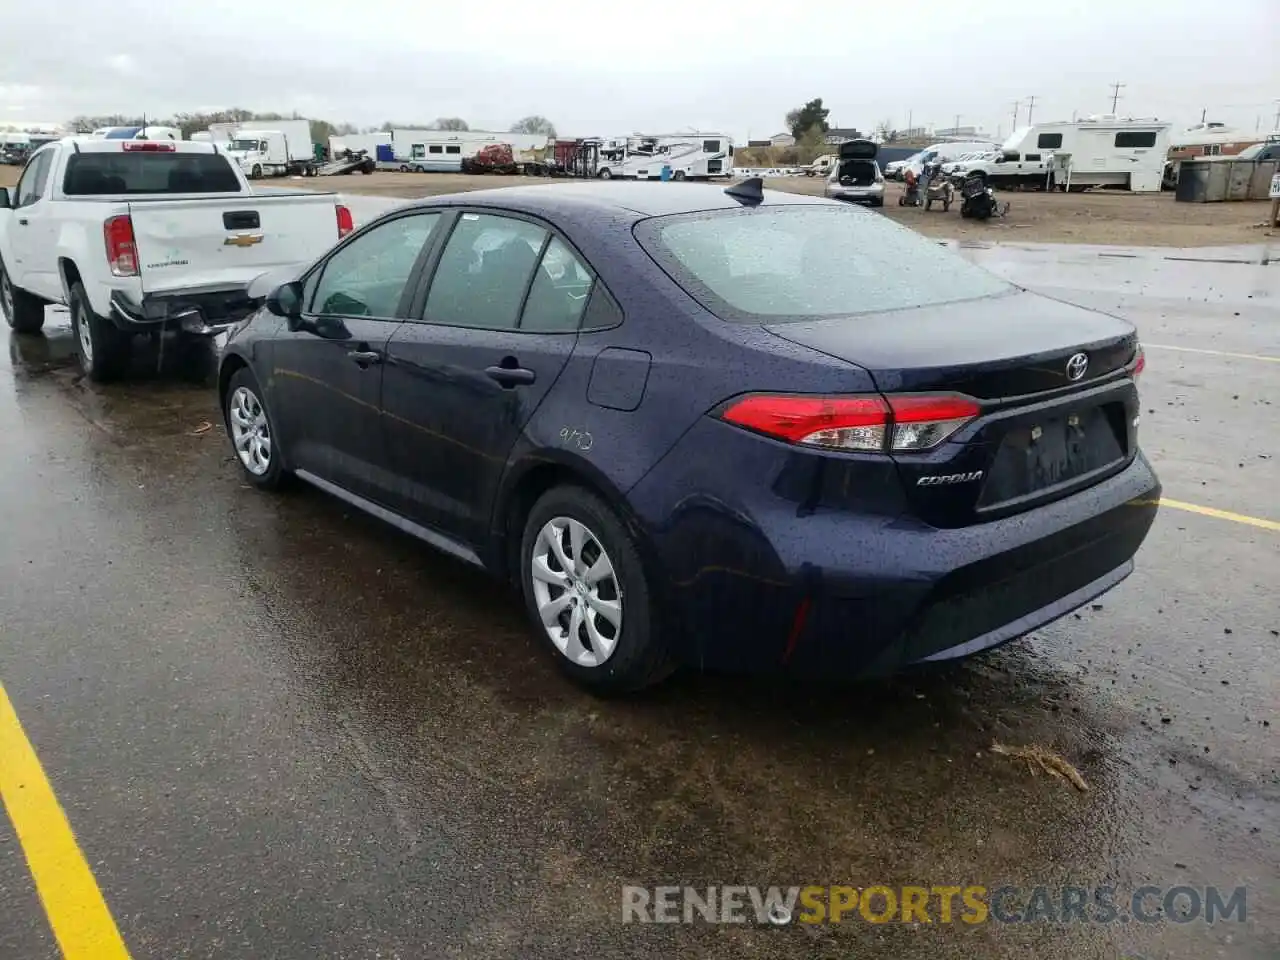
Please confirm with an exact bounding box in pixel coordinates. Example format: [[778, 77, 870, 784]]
[[218, 181, 1159, 692]]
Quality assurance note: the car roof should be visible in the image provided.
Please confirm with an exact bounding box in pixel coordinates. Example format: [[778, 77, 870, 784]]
[[403, 181, 837, 221]]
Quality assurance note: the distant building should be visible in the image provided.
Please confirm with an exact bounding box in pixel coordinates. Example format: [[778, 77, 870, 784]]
[[747, 139, 772, 148], [769, 132, 796, 147], [896, 127, 928, 140], [933, 125, 981, 138], [824, 127, 863, 145]]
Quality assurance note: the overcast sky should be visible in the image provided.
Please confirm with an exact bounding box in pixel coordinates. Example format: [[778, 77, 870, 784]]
[[2, 0, 1277, 140]]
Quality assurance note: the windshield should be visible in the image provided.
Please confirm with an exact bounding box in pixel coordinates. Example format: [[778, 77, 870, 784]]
[[636, 204, 1014, 321], [229, 139, 262, 152], [63, 152, 242, 194], [1235, 143, 1263, 160]]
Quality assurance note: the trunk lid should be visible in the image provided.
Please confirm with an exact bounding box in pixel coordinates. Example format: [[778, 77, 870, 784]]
[[838, 139, 879, 160], [765, 290, 1140, 526], [129, 194, 341, 295]]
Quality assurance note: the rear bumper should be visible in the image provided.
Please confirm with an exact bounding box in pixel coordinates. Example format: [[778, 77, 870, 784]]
[[628, 418, 1161, 678], [825, 183, 885, 203], [109, 286, 257, 336]]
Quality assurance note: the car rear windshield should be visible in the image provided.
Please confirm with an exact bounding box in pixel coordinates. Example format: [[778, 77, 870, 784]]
[[635, 205, 1014, 321], [62, 152, 242, 195]]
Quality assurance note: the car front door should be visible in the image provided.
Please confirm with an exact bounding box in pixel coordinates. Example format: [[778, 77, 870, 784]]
[[380, 211, 592, 549], [270, 210, 444, 505], [7, 148, 55, 296]]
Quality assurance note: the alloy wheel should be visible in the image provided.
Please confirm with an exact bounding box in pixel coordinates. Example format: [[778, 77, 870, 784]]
[[530, 516, 623, 667], [228, 385, 272, 476], [75, 303, 94, 368]]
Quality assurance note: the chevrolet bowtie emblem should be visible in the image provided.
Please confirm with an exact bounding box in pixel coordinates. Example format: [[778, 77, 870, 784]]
[[224, 233, 264, 247]]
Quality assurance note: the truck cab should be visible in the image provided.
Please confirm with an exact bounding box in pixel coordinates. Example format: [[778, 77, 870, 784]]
[[226, 130, 288, 179]]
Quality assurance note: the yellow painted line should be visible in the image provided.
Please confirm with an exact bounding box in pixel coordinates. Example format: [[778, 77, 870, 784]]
[[1143, 343, 1279, 363], [0, 682, 131, 959], [1149, 498, 1280, 533]]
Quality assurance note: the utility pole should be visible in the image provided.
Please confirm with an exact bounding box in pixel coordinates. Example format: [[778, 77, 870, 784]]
[[1273, 99, 1280, 131], [907, 109, 913, 136], [1025, 95, 1038, 126], [1011, 100, 1020, 130], [953, 113, 960, 135], [1109, 81, 1126, 113], [1200, 107, 1206, 124]]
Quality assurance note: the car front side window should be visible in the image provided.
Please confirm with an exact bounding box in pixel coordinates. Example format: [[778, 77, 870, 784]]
[[423, 213, 547, 330], [15, 150, 52, 207], [310, 213, 441, 318]]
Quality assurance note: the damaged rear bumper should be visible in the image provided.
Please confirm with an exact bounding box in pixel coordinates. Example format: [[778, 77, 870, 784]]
[[109, 286, 259, 336]]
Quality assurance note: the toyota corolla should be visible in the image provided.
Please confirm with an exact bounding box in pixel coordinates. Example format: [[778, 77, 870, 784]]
[[218, 181, 1159, 692]]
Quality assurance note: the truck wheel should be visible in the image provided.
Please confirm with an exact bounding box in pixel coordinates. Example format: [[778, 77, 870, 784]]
[[673, 170, 686, 181], [598, 168, 612, 180], [69, 281, 130, 382], [0, 257, 46, 334], [399, 164, 410, 173], [251, 164, 263, 179]]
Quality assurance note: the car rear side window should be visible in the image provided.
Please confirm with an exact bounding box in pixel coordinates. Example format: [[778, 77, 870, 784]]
[[424, 213, 547, 330], [520, 237, 593, 332], [310, 213, 442, 318], [636, 205, 1013, 321], [62, 152, 242, 194]]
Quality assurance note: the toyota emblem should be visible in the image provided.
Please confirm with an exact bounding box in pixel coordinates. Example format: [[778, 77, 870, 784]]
[[1065, 352, 1089, 381]]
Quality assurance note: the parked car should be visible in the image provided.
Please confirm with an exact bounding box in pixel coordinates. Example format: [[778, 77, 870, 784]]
[[0, 137, 353, 381], [824, 139, 885, 206], [883, 152, 923, 180], [219, 182, 1159, 693]]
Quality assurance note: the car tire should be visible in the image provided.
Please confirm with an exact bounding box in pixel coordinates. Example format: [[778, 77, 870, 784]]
[[0, 257, 45, 334], [251, 164, 263, 179], [519, 486, 674, 694], [69, 281, 130, 382], [673, 170, 686, 181], [598, 168, 612, 180], [223, 366, 288, 490], [399, 164, 410, 173]]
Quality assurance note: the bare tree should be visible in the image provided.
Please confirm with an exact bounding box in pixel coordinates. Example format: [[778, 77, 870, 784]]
[[873, 118, 893, 142], [509, 115, 557, 138], [431, 117, 469, 131]]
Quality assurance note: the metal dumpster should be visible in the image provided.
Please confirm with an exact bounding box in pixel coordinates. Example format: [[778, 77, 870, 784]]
[[1177, 157, 1279, 201]]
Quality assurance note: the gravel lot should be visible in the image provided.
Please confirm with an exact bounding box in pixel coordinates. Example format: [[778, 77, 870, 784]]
[[4, 164, 1274, 247]]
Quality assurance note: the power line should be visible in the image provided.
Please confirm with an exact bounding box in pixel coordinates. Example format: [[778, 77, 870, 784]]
[[1109, 81, 1126, 114]]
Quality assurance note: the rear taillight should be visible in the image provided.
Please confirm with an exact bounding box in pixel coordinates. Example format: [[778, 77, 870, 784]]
[[1131, 344, 1145, 379], [336, 204, 354, 238], [122, 141, 176, 152], [103, 215, 137, 276], [720, 393, 980, 453]]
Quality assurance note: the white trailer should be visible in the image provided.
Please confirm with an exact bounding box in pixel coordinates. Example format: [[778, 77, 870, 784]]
[[596, 132, 734, 180], [389, 129, 552, 172], [983, 117, 1172, 193]]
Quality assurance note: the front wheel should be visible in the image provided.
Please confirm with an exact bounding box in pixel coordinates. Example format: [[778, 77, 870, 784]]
[[251, 164, 263, 179], [223, 367, 287, 489], [672, 170, 686, 182], [0, 257, 45, 334], [519, 487, 673, 693], [69, 281, 130, 382], [399, 164, 410, 173], [597, 168, 612, 180]]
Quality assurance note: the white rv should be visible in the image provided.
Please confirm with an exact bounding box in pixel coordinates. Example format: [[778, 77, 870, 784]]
[[596, 133, 734, 180], [390, 129, 551, 172], [965, 117, 1171, 192]]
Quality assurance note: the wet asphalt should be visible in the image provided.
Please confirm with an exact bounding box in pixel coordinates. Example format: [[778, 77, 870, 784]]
[[0, 230, 1276, 960]]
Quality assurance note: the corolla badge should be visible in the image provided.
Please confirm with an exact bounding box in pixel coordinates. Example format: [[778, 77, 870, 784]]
[[1065, 352, 1089, 381]]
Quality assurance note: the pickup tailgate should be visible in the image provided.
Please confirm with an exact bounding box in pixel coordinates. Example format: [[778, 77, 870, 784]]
[[129, 194, 341, 295]]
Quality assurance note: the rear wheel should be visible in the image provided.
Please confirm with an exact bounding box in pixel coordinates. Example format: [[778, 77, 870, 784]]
[[399, 164, 410, 173], [251, 164, 263, 179], [0, 257, 45, 334], [519, 487, 673, 693], [598, 168, 612, 180], [69, 281, 130, 382], [673, 170, 686, 182]]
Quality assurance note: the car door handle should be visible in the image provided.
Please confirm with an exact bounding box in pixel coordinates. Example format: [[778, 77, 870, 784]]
[[485, 365, 536, 387], [17, 218, 28, 226], [347, 349, 382, 366]]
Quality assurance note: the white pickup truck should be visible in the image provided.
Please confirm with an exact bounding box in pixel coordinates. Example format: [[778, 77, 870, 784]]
[[0, 137, 353, 381]]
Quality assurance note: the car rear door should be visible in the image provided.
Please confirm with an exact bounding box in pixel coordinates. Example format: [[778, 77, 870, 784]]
[[270, 210, 444, 505], [380, 210, 587, 548]]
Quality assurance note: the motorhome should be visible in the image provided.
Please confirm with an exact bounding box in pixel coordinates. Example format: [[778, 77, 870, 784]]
[[595, 133, 734, 180], [389, 130, 551, 172], [1168, 122, 1266, 160], [967, 117, 1171, 192]]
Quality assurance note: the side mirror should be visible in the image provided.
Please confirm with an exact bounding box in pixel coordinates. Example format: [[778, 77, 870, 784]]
[[265, 281, 303, 326], [0, 188, 10, 210]]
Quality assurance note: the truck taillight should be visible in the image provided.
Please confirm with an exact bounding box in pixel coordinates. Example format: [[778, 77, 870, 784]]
[[103, 215, 137, 277], [719, 393, 980, 452], [336, 204, 354, 238]]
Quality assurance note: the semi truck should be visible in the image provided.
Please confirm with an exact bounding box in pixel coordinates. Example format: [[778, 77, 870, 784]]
[[225, 119, 317, 179]]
